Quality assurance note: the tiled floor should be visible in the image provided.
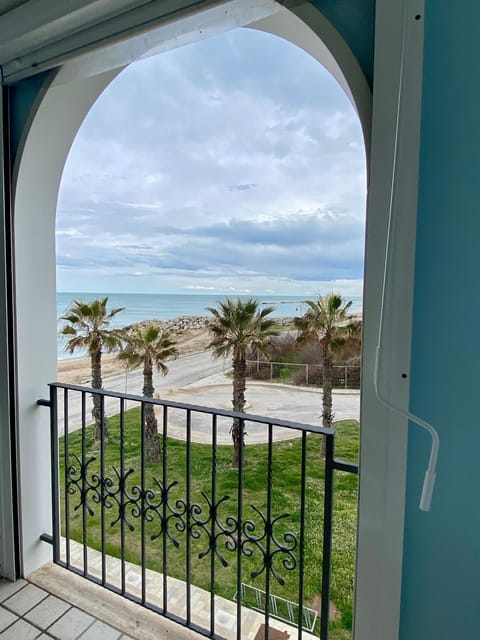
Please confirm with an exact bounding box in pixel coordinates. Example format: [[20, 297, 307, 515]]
[[0, 579, 133, 640], [2, 560, 314, 639]]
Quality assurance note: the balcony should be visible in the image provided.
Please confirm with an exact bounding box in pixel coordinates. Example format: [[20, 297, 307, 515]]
[[33, 382, 358, 640]]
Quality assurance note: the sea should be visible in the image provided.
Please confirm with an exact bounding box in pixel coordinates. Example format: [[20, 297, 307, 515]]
[[57, 292, 363, 361]]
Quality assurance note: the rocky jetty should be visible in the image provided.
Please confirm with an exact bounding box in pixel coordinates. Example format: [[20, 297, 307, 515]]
[[126, 315, 211, 334]]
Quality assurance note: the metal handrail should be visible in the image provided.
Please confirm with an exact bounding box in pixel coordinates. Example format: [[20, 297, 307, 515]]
[[40, 381, 336, 435], [38, 381, 358, 640]]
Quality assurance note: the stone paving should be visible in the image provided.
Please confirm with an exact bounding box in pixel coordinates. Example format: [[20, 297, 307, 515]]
[[43, 540, 316, 640], [0, 577, 134, 639], [160, 377, 360, 444]]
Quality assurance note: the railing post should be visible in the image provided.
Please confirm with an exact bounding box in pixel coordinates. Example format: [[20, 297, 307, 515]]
[[321, 432, 334, 640], [298, 432, 307, 640], [49, 384, 60, 563], [236, 417, 245, 640]]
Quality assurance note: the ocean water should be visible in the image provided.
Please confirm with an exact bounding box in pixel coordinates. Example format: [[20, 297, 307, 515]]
[[57, 292, 363, 361]]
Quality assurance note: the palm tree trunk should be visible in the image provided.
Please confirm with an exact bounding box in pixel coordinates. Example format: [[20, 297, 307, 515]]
[[91, 349, 108, 443], [143, 358, 160, 463], [321, 338, 334, 458], [231, 353, 246, 468]]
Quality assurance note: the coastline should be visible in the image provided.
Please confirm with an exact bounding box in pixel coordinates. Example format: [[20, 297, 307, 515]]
[[57, 314, 293, 385], [57, 323, 212, 385], [57, 312, 362, 386]]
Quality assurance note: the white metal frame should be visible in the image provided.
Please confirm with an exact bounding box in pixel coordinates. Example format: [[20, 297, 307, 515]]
[[0, 80, 17, 581], [354, 1, 425, 638]]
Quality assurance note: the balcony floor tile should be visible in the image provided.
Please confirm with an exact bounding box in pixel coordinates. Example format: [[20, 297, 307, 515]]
[[47, 608, 95, 639], [0, 608, 16, 633], [78, 620, 122, 640], [2, 584, 48, 616], [0, 581, 27, 605], [0, 618, 41, 639], [0, 578, 126, 639], [25, 595, 70, 629]]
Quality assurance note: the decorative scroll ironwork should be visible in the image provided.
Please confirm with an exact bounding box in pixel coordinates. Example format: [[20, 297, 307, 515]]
[[105, 466, 135, 530], [241, 505, 297, 586], [146, 478, 187, 547], [66, 463, 298, 584], [40, 381, 358, 640], [191, 491, 239, 566], [66, 453, 99, 517]]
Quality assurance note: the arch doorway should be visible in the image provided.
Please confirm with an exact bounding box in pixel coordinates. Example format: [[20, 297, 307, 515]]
[[5, 3, 422, 640]]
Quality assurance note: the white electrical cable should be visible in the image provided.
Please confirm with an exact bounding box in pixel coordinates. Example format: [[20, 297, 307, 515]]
[[373, 0, 439, 512]]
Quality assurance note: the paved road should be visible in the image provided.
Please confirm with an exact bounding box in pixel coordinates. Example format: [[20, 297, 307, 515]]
[[104, 351, 227, 396], [57, 351, 360, 441], [57, 351, 227, 434], [163, 381, 360, 443]]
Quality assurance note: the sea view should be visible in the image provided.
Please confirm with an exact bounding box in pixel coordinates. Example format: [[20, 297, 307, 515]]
[[57, 291, 363, 360]]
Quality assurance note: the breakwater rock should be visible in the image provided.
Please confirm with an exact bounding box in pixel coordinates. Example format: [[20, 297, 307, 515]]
[[125, 315, 297, 335], [126, 315, 211, 334]]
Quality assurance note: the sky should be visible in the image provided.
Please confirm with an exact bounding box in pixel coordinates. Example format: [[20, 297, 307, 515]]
[[56, 27, 366, 298]]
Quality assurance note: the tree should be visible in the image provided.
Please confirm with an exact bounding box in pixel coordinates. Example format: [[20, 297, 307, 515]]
[[207, 297, 279, 468], [294, 293, 353, 441], [60, 297, 125, 444], [118, 324, 177, 462]]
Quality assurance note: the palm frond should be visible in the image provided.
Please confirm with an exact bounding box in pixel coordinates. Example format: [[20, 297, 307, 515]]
[[206, 297, 279, 359], [118, 324, 177, 374], [294, 293, 354, 351], [59, 297, 126, 356]]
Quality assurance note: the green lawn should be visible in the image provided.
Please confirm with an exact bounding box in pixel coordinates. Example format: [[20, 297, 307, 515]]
[[59, 411, 358, 638]]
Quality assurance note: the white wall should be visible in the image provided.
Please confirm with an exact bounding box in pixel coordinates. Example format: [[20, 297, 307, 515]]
[[13, 69, 118, 574]]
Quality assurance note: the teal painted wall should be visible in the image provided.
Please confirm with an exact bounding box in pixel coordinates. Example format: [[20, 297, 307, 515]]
[[402, 2, 480, 638], [311, 0, 374, 87], [8, 72, 50, 165]]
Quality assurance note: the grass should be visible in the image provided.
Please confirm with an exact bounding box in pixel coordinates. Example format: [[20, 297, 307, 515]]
[[59, 412, 358, 638]]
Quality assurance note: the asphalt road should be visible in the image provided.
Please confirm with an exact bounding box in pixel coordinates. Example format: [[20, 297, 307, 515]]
[[160, 381, 360, 444], [56, 351, 360, 441], [57, 351, 227, 434]]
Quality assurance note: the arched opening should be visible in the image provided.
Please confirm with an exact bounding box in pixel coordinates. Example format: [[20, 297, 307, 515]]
[[54, 25, 366, 636]]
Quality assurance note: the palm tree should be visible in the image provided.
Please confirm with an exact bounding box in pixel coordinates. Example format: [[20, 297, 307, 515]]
[[60, 297, 125, 444], [207, 297, 279, 468], [294, 293, 353, 437], [118, 324, 177, 463]]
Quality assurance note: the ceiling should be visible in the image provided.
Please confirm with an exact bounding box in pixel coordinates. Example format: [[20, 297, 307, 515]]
[[0, 0, 226, 82]]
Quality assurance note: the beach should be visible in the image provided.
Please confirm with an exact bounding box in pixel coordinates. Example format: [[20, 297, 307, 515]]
[[57, 310, 362, 386], [57, 323, 212, 385]]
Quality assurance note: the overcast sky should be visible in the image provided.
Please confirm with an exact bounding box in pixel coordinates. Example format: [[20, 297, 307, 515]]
[[56, 27, 366, 297]]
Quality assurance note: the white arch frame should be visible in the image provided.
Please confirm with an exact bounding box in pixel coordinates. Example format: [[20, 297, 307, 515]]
[[9, 3, 423, 640]]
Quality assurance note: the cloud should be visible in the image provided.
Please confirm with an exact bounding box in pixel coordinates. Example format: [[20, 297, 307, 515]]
[[56, 27, 366, 295], [228, 183, 257, 191], [185, 285, 216, 290]]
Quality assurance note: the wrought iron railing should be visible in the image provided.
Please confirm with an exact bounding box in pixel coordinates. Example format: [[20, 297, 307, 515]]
[[38, 382, 358, 640]]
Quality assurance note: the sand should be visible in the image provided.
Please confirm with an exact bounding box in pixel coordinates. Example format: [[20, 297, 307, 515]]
[[57, 325, 212, 386]]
